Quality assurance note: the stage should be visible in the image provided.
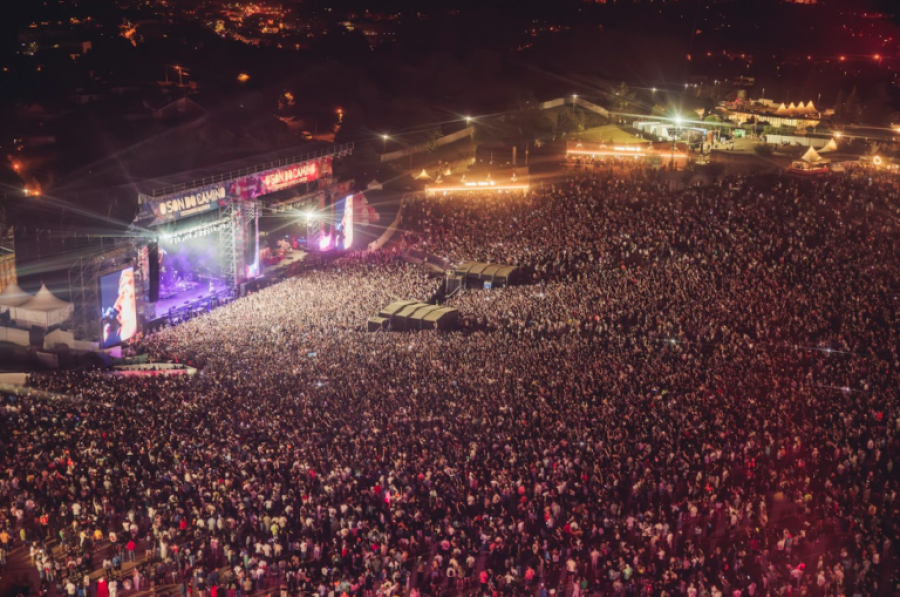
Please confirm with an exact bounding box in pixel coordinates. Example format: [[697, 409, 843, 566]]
[[152, 278, 232, 318]]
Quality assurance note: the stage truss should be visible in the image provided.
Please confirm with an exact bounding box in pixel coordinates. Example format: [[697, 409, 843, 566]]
[[216, 201, 259, 289]]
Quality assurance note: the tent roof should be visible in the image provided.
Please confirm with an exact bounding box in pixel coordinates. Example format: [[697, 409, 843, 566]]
[[409, 305, 441, 320], [573, 124, 650, 145], [801, 146, 826, 163], [819, 138, 839, 153], [397, 303, 428, 318], [0, 283, 32, 307], [414, 169, 432, 180], [379, 300, 420, 316], [19, 284, 71, 312], [423, 307, 458, 322]]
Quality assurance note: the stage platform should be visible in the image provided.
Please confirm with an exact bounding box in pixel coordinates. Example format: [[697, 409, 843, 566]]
[[153, 279, 231, 317]]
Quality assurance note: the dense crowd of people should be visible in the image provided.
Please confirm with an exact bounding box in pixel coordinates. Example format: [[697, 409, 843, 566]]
[[3, 171, 900, 597]]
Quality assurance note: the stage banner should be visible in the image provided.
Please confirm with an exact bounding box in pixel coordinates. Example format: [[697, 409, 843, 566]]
[[137, 183, 227, 225], [256, 158, 322, 193], [138, 156, 333, 226]]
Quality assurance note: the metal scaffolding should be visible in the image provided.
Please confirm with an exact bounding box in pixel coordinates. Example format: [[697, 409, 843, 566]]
[[67, 257, 98, 340], [218, 203, 238, 289]]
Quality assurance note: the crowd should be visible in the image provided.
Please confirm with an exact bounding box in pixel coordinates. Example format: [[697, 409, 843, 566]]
[[2, 171, 900, 597]]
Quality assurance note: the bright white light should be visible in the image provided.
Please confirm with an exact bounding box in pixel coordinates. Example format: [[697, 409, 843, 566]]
[[304, 210, 316, 222], [318, 235, 331, 250]]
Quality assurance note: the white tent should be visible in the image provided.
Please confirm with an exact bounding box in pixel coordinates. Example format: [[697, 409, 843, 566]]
[[12, 284, 73, 328], [775, 103, 789, 115], [0, 283, 32, 315], [414, 169, 432, 180], [819, 138, 839, 153], [805, 100, 817, 113], [366, 179, 383, 191], [801, 146, 827, 164]]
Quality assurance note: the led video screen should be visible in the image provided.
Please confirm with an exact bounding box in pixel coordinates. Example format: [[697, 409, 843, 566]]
[[334, 194, 354, 250], [100, 267, 137, 348]]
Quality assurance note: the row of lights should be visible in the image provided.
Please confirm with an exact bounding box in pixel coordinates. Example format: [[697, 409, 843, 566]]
[[160, 222, 228, 244]]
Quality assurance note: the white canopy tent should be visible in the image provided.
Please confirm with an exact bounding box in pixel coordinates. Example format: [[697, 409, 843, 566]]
[[11, 284, 74, 329], [0, 283, 32, 316], [801, 146, 828, 164], [819, 138, 839, 153]]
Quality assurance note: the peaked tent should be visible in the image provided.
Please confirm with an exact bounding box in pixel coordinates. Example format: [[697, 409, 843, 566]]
[[775, 103, 789, 115], [819, 138, 839, 153], [800, 146, 827, 164], [12, 284, 74, 328], [806, 100, 817, 113], [0, 283, 32, 315], [414, 169, 432, 180]]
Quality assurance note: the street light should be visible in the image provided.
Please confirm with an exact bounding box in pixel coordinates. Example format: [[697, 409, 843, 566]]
[[382, 134, 389, 151]]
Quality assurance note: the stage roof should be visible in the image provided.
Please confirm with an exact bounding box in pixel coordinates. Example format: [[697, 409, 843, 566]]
[[51, 142, 336, 199], [572, 125, 649, 145]]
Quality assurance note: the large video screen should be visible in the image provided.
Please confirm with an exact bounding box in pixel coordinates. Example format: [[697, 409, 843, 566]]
[[334, 194, 354, 250], [100, 267, 137, 348]]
